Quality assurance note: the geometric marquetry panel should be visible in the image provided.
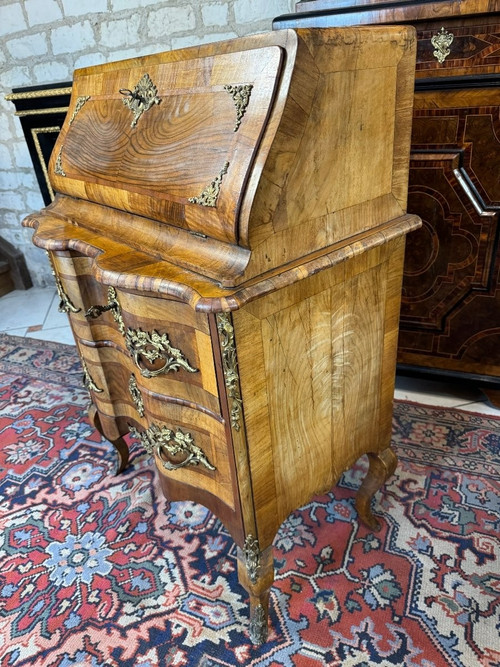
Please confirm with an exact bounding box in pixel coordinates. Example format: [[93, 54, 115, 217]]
[[398, 80, 500, 379]]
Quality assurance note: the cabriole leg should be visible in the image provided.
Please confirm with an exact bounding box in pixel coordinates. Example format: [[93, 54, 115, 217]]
[[88, 403, 129, 474], [237, 537, 274, 645], [355, 446, 397, 531]]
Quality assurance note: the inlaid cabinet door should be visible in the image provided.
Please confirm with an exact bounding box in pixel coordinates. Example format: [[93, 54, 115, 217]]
[[398, 85, 500, 376]]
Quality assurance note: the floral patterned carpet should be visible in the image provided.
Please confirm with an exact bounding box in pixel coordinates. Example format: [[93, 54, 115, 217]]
[[0, 333, 499, 667]]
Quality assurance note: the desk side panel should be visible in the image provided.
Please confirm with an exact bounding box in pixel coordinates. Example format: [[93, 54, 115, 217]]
[[233, 236, 406, 548]]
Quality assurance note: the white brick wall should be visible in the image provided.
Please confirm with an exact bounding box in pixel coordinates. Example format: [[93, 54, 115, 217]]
[[0, 4, 27, 37], [25, 0, 63, 27], [0, 0, 295, 288]]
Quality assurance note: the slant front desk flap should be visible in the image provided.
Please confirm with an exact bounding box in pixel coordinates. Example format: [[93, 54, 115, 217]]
[[28, 28, 419, 294], [23, 28, 420, 643]]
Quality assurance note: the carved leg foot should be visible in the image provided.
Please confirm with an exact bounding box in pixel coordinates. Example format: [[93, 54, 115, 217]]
[[88, 404, 129, 474], [237, 538, 274, 645], [355, 446, 397, 532]]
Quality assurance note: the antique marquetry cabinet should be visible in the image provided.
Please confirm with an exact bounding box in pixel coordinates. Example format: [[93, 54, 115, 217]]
[[23, 28, 419, 643], [275, 0, 500, 402]]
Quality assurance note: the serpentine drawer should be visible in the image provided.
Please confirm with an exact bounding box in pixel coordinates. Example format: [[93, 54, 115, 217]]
[[52, 253, 221, 416]]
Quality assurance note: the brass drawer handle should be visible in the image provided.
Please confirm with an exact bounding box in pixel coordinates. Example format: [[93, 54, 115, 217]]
[[431, 27, 454, 64], [125, 328, 198, 378], [129, 423, 216, 471], [84, 286, 125, 335]]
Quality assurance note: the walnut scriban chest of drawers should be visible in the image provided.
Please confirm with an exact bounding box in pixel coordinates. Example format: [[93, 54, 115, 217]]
[[23, 28, 420, 643], [277, 0, 500, 401]]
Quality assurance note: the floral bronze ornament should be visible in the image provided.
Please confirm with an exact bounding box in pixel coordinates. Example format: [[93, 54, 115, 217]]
[[216, 312, 243, 430], [188, 161, 229, 207], [249, 605, 267, 645], [128, 374, 145, 417], [125, 328, 198, 378], [431, 27, 454, 64], [128, 423, 216, 471], [243, 534, 261, 584], [224, 84, 253, 131], [81, 358, 103, 393], [119, 73, 161, 128], [48, 253, 81, 314], [54, 146, 66, 176], [68, 96, 90, 125]]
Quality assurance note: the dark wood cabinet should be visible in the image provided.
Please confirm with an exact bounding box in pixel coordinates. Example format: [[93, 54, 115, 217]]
[[274, 0, 500, 401], [6, 83, 72, 205]]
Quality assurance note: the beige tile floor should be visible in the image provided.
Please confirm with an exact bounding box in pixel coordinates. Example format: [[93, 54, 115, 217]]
[[1, 287, 499, 415]]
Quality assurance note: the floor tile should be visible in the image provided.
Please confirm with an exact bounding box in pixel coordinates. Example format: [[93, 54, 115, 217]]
[[26, 326, 76, 346], [0, 288, 55, 332], [2, 326, 28, 337], [459, 400, 500, 416], [44, 292, 69, 329], [394, 374, 483, 408]]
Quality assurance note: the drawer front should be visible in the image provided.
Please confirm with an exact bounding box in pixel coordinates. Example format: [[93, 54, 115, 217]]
[[51, 253, 221, 416], [131, 401, 236, 512], [78, 345, 238, 516]]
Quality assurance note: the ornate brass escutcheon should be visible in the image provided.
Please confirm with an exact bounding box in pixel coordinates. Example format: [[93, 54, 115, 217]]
[[119, 73, 161, 127], [129, 423, 216, 471], [68, 96, 90, 125], [81, 358, 103, 394], [85, 286, 125, 335], [431, 27, 454, 64], [125, 328, 198, 378], [54, 146, 66, 176], [46, 253, 80, 314]]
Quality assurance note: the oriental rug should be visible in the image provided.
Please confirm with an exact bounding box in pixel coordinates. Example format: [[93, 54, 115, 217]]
[[0, 333, 498, 667]]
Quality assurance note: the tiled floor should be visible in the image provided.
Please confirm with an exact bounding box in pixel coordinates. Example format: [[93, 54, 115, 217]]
[[0, 287, 75, 345], [1, 287, 499, 416]]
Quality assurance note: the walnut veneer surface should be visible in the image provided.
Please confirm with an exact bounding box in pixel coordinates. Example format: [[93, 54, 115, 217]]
[[275, 0, 500, 402], [23, 28, 420, 643]]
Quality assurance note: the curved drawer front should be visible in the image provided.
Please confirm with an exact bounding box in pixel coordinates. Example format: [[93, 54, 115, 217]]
[[112, 289, 220, 413], [51, 254, 129, 354], [80, 345, 222, 422], [130, 402, 236, 512], [78, 350, 236, 511], [50, 254, 221, 417]]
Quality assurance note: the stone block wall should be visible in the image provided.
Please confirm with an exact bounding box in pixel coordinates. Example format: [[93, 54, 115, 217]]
[[0, 0, 294, 287]]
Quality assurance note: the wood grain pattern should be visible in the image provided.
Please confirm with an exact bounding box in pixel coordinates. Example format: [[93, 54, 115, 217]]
[[233, 238, 406, 548], [23, 28, 419, 641]]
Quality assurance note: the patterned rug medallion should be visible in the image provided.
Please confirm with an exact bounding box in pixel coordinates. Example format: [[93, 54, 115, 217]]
[[0, 333, 498, 667]]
